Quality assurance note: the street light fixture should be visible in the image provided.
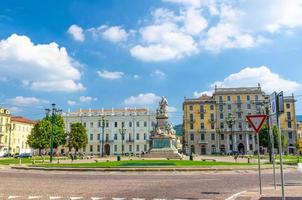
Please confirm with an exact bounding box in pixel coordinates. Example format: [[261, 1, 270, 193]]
[[119, 123, 126, 156], [225, 113, 236, 152], [45, 103, 62, 163]]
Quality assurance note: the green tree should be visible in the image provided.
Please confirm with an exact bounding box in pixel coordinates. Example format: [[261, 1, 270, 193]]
[[259, 125, 287, 152], [67, 123, 88, 153], [27, 119, 51, 155], [27, 114, 66, 155]]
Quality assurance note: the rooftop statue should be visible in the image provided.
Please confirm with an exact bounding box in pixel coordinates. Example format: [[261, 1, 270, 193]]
[[158, 96, 168, 115]]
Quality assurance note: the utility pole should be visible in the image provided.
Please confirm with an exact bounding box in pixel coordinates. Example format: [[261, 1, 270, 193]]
[[45, 103, 62, 163]]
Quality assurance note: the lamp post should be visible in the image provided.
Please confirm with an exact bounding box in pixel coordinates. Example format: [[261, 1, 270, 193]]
[[6, 123, 14, 156], [99, 117, 108, 157], [119, 123, 126, 156], [45, 103, 62, 163], [226, 113, 236, 152]]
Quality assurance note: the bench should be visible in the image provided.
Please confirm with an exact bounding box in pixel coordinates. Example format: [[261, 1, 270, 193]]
[[201, 158, 216, 162]]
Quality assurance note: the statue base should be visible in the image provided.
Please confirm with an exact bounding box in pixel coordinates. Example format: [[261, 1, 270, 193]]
[[144, 137, 182, 159]]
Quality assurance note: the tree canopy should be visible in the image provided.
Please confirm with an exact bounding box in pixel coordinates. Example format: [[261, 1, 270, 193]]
[[67, 122, 88, 152]]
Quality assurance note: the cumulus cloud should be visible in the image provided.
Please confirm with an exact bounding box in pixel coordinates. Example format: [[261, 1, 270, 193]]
[[67, 24, 85, 42], [97, 70, 124, 80], [194, 66, 302, 97], [151, 69, 166, 79], [88, 25, 128, 43], [6, 96, 49, 107], [124, 93, 161, 106], [0, 34, 85, 92], [79, 96, 97, 103], [193, 90, 213, 98]]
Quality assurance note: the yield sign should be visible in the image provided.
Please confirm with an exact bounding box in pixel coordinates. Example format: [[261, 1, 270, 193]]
[[246, 115, 267, 133]]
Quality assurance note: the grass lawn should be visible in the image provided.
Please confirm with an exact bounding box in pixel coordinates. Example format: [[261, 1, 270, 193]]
[[35, 160, 258, 168], [0, 156, 67, 165]]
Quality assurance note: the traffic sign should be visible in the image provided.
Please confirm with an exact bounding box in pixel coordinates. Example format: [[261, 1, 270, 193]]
[[246, 115, 267, 133]]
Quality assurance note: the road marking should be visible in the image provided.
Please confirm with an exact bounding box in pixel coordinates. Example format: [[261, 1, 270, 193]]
[[112, 198, 125, 200], [70, 197, 83, 200], [225, 191, 246, 200], [28, 196, 42, 199], [8, 196, 21, 199], [49, 197, 63, 200], [133, 198, 145, 200], [91, 198, 104, 200]]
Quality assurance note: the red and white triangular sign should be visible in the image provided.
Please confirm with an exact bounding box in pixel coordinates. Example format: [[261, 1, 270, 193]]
[[246, 115, 267, 133]]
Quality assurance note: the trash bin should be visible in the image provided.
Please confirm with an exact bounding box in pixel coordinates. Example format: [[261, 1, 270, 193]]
[[117, 155, 121, 161], [189, 155, 193, 161]]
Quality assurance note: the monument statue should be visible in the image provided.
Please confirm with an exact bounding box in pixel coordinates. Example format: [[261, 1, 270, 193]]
[[144, 96, 181, 159]]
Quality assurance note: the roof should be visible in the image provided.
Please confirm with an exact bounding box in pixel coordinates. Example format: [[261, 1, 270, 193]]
[[11, 116, 36, 125], [74, 108, 148, 113]]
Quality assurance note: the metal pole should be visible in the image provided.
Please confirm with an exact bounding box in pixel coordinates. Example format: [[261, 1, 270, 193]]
[[101, 117, 104, 157], [50, 110, 54, 163], [8, 124, 11, 156], [277, 115, 285, 200], [257, 133, 262, 195]]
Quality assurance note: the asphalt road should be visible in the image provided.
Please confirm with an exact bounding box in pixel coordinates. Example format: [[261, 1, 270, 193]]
[[0, 168, 301, 199]]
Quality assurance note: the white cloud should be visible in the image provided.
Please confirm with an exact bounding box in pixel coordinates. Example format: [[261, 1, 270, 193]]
[[206, 66, 301, 94], [88, 25, 128, 43], [152, 69, 166, 79], [124, 93, 161, 106], [67, 24, 85, 42], [6, 96, 49, 107], [133, 74, 141, 79], [67, 100, 77, 106], [0, 34, 85, 92], [79, 96, 97, 103], [97, 70, 124, 80], [193, 90, 213, 98]]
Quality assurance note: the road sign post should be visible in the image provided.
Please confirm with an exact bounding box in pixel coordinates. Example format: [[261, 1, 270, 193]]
[[246, 114, 267, 196], [270, 92, 277, 190]]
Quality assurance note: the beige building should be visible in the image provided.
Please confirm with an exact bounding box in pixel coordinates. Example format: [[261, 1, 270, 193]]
[[0, 108, 11, 156], [183, 85, 298, 155], [63, 108, 156, 156], [11, 116, 35, 154]]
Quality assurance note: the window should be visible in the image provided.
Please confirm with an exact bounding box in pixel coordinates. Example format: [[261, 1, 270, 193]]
[[121, 122, 125, 127], [211, 123, 215, 129], [136, 145, 140, 152], [238, 122, 242, 129], [237, 96, 241, 102], [144, 121, 147, 127], [106, 121, 109, 127], [210, 113, 214, 121], [114, 145, 117, 152], [247, 95, 250, 101], [210, 105, 214, 110], [238, 113, 242, 119], [249, 144, 253, 150], [237, 103, 241, 109], [200, 133, 205, 141], [144, 145, 147, 151], [190, 123, 193, 130], [90, 145, 93, 152], [229, 134, 232, 140], [247, 104, 251, 109], [97, 145, 100, 152], [220, 113, 223, 119], [190, 133, 194, 141], [98, 120, 101, 127], [227, 96, 231, 101], [289, 132, 293, 139], [288, 121, 292, 128], [211, 133, 215, 140], [220, 122, 224, 129], [200, 113, 204, 120], [249, 134, 252, 140], [227, 104, 231, 110], [97, 134, 100, 140], [286, 103, 290, 109], [129, 145, 132, 152], [114, 134, 117, 140], [200, 123, 204, 130], [239, 134, 242, 140], [287, 112, 291, 120], [190, 114, 194, 122], [255, 95, 259, 102], [144, 133, 146, 140], [200, 105, 204, 112], [219, 104, 223, 111], [221, 134, 224, 140], [219, 96, 223, 102], [90, 134, 93, 141], [136, 133, 140, 140], [114, 122, 118, 127], [90, 122, 93, 128], [83, 122, 86, 127], [106, 134, 109, 141], [129, 121, 132, 127], [189, 105, 193, 111], [136, 121, 140, 127]]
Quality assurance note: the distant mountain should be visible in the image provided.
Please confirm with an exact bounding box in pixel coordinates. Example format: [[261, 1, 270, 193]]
[[297, 115, 302, 122], [174, 124, 183, 136]]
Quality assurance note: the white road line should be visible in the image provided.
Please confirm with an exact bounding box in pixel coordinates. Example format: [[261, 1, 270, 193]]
[[70, 197, 83, 200], [225, 191, 246, 200], [91, 198, 104, 200], [133, 198, 145, 200], [112, 198, 125, 200], [8, 196, 21, 199], [49, 197, 63, 200], [153, 199, 167, 200], [28, 196, 42, 199]]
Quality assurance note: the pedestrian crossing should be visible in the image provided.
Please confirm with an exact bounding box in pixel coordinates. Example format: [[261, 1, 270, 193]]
[[1, 196, 215, 200]]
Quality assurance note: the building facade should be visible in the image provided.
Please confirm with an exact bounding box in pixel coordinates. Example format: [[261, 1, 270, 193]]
[[0, 108, 11, 156], [183, 85, 298, 155], [63, 108, 156, 156], [11, 116, 35, 154]]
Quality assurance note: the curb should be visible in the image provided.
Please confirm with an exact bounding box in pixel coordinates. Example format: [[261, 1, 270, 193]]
[[10, 166, 292, 172]]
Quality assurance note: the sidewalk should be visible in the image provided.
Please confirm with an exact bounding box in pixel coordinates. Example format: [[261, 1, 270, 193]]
[[234, 186, 302, 200]]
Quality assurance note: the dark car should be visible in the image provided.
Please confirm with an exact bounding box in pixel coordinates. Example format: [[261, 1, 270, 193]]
[[14, 153, 32, 158]]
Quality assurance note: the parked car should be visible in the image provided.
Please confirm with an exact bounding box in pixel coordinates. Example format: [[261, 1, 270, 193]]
[[14, 153, 32, 158]]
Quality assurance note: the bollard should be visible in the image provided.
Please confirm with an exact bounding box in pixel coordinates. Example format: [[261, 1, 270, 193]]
[[248, 157, 250, 163], [189, 155, 193, 161], [117, 155, 121, 161]]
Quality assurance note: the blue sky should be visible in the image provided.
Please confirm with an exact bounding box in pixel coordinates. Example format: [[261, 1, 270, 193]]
[[0, 0, 302, 124]]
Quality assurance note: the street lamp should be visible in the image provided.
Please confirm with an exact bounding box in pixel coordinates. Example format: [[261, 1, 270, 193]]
[[226, 113, 236, 152], [45, 103, 62, 163], [99, 117, 108, 157], [119, 123, 126, 156]]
